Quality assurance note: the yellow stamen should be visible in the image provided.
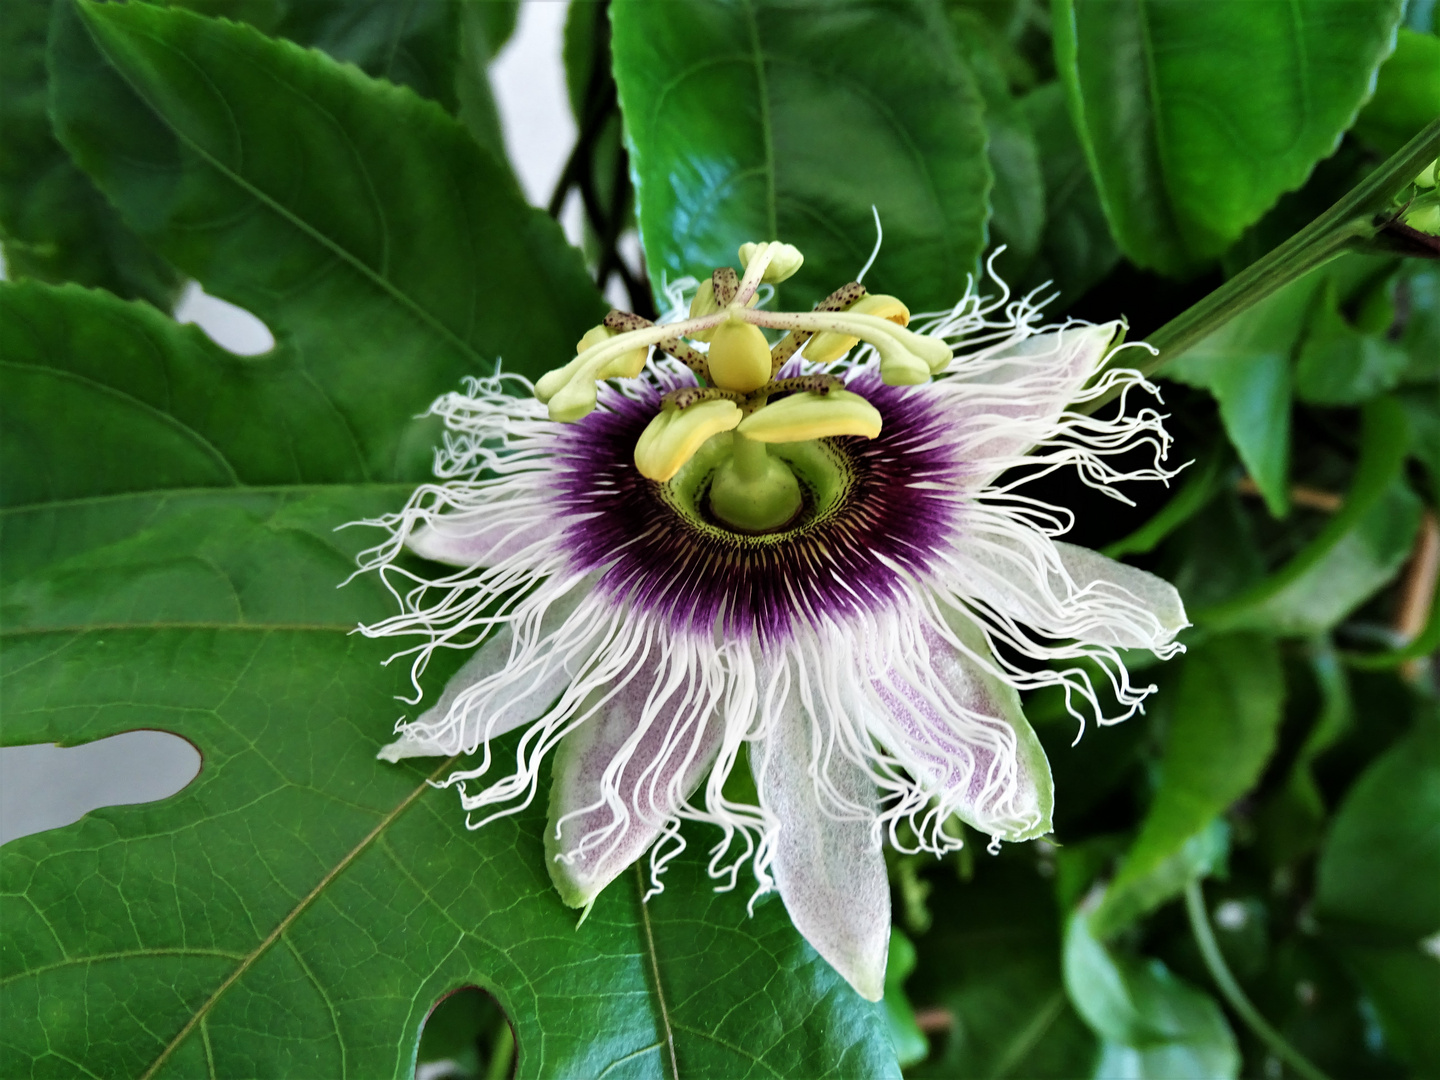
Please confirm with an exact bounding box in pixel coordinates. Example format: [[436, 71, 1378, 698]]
[[634, 399, 742, 481], [803, 295, 911, 364], [737, 390, 882, 443], [535, 325, 650, 421]]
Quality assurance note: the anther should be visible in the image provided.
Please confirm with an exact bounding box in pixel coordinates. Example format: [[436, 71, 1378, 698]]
[[661, 386, 747, 411], [769, 282, 868, 373], [768, 374, 845, 396], [712, 267, 739, 306]]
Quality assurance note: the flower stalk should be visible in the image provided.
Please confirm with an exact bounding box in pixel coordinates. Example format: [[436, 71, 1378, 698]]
[[1084, 118, 1440, 414]]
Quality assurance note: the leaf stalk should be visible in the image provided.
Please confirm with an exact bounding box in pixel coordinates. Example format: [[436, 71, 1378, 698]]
[[1184, 880, 1334, 1080]]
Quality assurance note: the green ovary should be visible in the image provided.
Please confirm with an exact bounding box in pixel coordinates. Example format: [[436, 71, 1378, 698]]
[[709, 433, 803, 532]]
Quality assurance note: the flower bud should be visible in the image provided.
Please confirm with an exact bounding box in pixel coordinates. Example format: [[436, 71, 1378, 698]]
[[737, 389, 882, 443], [634, 399, 742, 481], [804, 295, 910, 364], [707, 319, 773, 393]]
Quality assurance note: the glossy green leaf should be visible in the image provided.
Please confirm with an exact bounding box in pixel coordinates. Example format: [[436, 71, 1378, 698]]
[[1165, 274, 1324, 517], [0, 0, 180, 307], [1092, 635, 1283, 937], [1063, 909, 1238, 1079], [1016, 82, 1119, 304], [909, 860, 1098, 1080], [1316, 715, 1440, 1076], [48, 0, 602, 388], [174, 0, 517, 168], [1316, 716, 1440, 941], [267, 0, 464, 109], [1335, 944, 1440, 1075], [1293, 279, 1410, 405], [1198, 397, 1423, 636], [950, 9, 1044, 263], [1353, 26, 1440, 155], [882, 929, 929, 1069], [610, 0, 991, 312], [1054, 0, 1404, 274], [0, 278, 900, 1077]]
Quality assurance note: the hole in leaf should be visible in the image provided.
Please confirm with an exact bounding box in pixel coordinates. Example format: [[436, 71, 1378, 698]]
[[173, 281, 275, 356], [415, 985, 516, 1080], [0, 729, 202, 845]]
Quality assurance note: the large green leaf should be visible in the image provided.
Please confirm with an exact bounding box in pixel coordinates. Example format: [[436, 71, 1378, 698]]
[[1197, 397, 1422, 636], [610, 0, 992, 312], [1063, 908, 1238, 1079], [1316, 715, 1440, 941], [1353, 26, 1440, 155], [171, 0, 516, 168], [0, 282, 900, 1077], [1054, 0, 1404, 275], [1091, 635, 1283, 937], [0, 0, 180, 308], [1017, 82, 1119, 304], [1165, 272, 1324, 517], [909, 859, 1098, 1080], [48, 0, 602, 388], [948, 9, 1043, 264], [1315, 715, 1440, 1076]]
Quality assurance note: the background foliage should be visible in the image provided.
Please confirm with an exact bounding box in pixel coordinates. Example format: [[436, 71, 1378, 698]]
[[1, 0, 1437, 1077]]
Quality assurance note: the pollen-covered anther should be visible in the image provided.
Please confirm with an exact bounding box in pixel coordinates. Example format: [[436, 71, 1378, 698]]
[[804, 294, 911, 364], [535, 323, 649, 422], [660, 386, 747, 411], [634, 398, 742, 481], [737, 389, 883, 443]]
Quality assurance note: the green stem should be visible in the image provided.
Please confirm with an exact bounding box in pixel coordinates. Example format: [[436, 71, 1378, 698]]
[[1183, 880, 1333, 1080], [482, 1020, 515, 1080], [1085, 119, 1440, 411]]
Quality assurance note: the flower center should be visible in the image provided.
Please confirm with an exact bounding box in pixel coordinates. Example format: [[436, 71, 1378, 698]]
[[534, 240, 954, 534]]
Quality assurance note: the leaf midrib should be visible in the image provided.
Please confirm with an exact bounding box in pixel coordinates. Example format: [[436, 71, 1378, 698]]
[[134, 754, 459, 1080], [79, 3, 487, 371]]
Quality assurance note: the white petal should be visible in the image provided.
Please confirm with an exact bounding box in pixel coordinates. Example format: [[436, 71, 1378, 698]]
[[377, 587, 589, 761], [753, 679, 890, 1002], [945, 321, 1121, 477], [1051, 541, 1188, 647], [407, 510, 551, 568], [954, 530, 1188, 651], [875, 611, 1053, 842], [545, 645, 723, 908]]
